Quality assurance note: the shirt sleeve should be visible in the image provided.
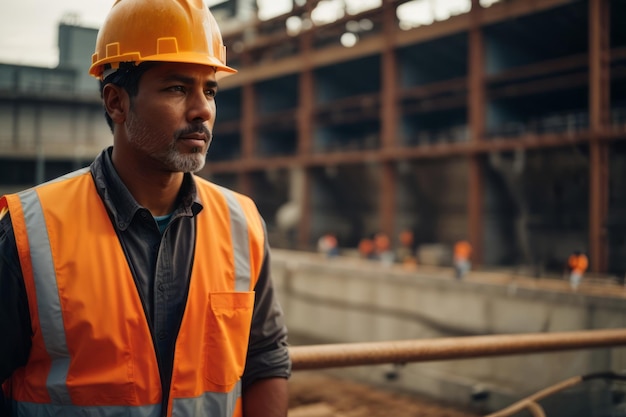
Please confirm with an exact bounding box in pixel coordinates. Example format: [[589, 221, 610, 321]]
[[0, 212, 32, 409], [242, 236, 292, 390]]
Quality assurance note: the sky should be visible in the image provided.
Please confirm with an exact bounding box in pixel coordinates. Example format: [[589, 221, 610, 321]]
[[0, 0, 295, 67], [0, 1, 114, 67], [0, 0, 492, 68]]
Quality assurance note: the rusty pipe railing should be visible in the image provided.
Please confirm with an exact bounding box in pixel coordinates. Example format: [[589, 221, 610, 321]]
[[485, 376, 579, 417], [485, 371, 626, 417], [288, 328, 626, 370]]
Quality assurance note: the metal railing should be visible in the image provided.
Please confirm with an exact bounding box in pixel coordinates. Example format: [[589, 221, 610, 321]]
[[288, 328, 626, 416]]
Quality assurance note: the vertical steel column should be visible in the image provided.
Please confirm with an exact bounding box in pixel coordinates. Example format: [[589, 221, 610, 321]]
[[380, 163, 396, 238], [380, 1, 399, 238], [297, 14, 315, 249], [468, 0, 485, 265], [380, 1, 398, 150], [589, 0, 610, 273]]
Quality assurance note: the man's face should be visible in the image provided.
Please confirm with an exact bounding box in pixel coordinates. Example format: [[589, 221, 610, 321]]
[[123, 62, 218, 173]]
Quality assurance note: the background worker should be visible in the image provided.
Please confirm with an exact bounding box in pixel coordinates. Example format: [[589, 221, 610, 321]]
[[374, 232, 394, 266], [567, 250, 589, 290], [395, 229, 418, 268], [358, 236, 376, 260], [317, 233, 339, 258], [0, 1, 290, 416], [453, 240, 472, 279]]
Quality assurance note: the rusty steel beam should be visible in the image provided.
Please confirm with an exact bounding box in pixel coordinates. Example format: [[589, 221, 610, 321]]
[[203, 131, 626, 174], [288, 328, 626, 370], [486, 376, 581, 417], [220, 0, 576, 90], [486, 53, 588, 85], [468, 0, 485, 266], [588, 0, 611, 273], [487, 72, 588, 100], [380, 2, 398, 150], [380, 162, 396, 240], [589, 144, 610, 272]]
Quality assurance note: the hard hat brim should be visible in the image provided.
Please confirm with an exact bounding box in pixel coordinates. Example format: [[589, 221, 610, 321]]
[[89, 52, 237, 80]]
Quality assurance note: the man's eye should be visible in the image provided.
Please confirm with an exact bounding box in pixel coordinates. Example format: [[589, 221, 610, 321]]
[[169, 86, 185, 93], [205, 89, 217, 98]]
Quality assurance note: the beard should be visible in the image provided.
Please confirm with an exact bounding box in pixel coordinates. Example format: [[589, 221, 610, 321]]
[[125, 111, 211, 173], [159, 140, 209, 173]]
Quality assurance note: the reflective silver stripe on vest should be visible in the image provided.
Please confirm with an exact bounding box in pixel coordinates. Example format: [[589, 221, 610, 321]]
[[18, 188, 73, 405], [15, 402, 160, 417], [172, 381, 241, 417], [16, 168, 91, 406], [217, 186, 252, 292]]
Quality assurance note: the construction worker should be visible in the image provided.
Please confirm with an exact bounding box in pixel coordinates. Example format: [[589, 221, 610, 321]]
[[567, 251, 589, 290], [0, 1, 290, 416], [453, 240, 472, 279], [396, 229, 418, 268], [358, 237, 376, 260], [374, 232, 394, 266], [317, 233, 339, 258]]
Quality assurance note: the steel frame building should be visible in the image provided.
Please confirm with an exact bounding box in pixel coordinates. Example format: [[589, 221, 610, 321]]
[[204, 0, 625, 274]]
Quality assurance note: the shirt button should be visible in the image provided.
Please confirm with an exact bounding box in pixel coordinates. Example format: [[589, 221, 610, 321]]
[[157, 282, 165, 292], [158, 331, 168, 340]]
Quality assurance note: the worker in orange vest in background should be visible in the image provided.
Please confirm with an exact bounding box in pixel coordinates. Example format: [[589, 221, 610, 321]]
[[453, 240, 472, 279], [317, 233, 339, 258], [567, 251, 589, 291], [358, 237, 376, 260], [374, 232, 394, 266], [396, 229, 418, 269]]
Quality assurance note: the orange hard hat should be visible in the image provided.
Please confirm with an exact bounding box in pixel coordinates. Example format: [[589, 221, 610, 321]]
[[89, 0, 237, 79]]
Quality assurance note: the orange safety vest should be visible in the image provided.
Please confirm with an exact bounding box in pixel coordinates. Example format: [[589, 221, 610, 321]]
[[0, 168, 265, 417], [453, 241, 471, 261], [568, 254, 589, 274]]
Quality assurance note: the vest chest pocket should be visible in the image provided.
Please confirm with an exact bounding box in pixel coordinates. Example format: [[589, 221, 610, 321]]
[[204, 291, 255, 387]]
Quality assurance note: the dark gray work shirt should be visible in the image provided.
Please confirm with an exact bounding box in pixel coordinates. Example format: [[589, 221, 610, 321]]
[[0, 147, 291, 414]]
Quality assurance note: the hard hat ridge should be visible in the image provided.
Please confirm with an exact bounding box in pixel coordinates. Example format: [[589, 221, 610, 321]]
[[89, 0, 237, 79]]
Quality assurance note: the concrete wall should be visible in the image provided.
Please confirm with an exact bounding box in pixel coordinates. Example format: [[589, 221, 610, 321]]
[[271, 249, 626, 416]]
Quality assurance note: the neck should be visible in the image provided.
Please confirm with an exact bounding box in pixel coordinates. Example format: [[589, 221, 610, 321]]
[[111, 147, 184, 217]]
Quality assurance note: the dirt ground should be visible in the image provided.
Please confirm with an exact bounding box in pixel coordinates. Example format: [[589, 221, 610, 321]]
[[288, 371, 482, 417]]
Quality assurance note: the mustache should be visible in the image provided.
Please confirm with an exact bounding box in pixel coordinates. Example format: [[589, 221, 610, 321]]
[[175, 124, 212, 141]]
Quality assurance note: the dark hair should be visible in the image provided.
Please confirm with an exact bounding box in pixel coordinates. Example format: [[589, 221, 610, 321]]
[[99, 62, 159, 132]]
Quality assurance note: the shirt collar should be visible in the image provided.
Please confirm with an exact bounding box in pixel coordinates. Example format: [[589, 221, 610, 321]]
[[90, 147, 203, 231]]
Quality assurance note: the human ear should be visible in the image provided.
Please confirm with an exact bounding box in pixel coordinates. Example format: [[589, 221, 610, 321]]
[[102, 84, 129, 125]]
